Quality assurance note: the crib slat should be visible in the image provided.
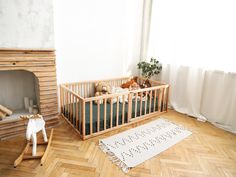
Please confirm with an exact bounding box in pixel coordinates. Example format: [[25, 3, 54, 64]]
[[87, 84, 89, 98], [104, 99, 107, 130], [90, 83, 92, 97], [76, 98, 79, 129], [61, 88, 64, 114], [144, 91, 147, 114], [90, 101, 93, 134], [61, 88, 63, 114], [158, 88, 162, 112], [75, 84, 77, 94], [68, 92, 71, 120], [82, 101, 86, 138], [110, 101, 113, 128], [70, 93, 73, 123], [166, 87, 169, 111], [79, 101, 82, 133], [66, 91, 69, 118], [116, 96, 119, 126], [67, 92, 70, 120], [140, 92, 143, 116], [67, 92, 71, 121], [129, 93, 132, 119], [84, 84, 87, 98], [135, 93, 138, 118], [127, 93, 132, 122], [63, 88, 67, 116], [80, 85, 82, 97], [161, 88, 166, 112], [154, 89, 157, 112], [60, 87, 63, 113], [149, 90, 152, 113], [97, 102, 100, 132], [122, 95, 125, 124], [77, 84, 80, 95], [74, 94, 76, 126], [76, 84, 79, 95], [72, 94, 75, 125]]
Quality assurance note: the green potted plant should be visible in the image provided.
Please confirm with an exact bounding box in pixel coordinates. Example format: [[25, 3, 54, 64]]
[[137, 57, 162, 88]]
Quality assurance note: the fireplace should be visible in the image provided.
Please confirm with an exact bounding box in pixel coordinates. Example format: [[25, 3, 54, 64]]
[[0, 70, 40, 120], [0, 49, 59, 139]]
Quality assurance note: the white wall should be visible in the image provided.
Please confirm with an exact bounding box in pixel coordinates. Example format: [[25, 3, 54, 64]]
[[0, 0, 143, 84], [0, 0, 54, 49], [54, 0, 143, 84]]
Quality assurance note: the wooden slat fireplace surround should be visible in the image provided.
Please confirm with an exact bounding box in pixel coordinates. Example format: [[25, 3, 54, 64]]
[[0, 49, 59, 140]]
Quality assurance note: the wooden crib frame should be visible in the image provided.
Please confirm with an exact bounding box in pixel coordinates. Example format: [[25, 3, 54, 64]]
[[60, 76, 169, 140]]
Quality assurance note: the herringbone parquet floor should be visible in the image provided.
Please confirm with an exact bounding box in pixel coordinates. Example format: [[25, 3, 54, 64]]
[[0, 110, 236, 177]]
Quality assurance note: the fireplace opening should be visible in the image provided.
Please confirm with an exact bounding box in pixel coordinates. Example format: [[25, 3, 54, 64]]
[[0, 70, 40, 122]]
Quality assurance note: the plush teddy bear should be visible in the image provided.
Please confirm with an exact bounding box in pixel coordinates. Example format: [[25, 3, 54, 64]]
[[95, 82, 112, 94], [94, 82, 111, 104]]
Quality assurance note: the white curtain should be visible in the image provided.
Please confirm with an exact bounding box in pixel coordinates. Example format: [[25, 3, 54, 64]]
[[161, 65, 206, 121], [201, 71, 236, 133], [147, 0, 236, 133]]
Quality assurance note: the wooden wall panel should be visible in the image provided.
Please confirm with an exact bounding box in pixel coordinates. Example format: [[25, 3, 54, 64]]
[[0, 49, 59, 140]]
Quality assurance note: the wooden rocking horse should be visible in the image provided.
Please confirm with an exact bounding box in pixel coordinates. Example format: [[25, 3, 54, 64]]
[[14, 114, 54, 167]]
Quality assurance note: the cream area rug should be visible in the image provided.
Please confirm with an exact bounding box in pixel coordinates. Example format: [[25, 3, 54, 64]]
[[99, 118, 192, 173]]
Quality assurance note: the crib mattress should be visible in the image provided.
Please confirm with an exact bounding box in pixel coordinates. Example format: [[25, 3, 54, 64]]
[[64, 97, 159, 135]]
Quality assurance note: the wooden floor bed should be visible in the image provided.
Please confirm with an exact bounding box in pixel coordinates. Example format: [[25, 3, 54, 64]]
[[60, 76, 169, 140]]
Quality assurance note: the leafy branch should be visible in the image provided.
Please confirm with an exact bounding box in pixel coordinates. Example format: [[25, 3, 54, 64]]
[[137, 58, 162, 79]]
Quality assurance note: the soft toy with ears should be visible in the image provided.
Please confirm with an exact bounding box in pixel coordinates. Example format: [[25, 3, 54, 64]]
[[94, 82, 111, 104], [95, 82, 112, 94], [121, 79, 135, 89]]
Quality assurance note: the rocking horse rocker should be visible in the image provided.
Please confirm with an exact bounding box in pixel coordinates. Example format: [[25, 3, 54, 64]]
[[14, 114, 54, 167]]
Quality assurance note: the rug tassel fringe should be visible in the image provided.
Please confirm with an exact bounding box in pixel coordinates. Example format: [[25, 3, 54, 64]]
[[99, 141, 130, 173]]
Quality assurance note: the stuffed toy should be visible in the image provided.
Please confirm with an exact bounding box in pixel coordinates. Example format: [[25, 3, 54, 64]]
[[108, 87, 129, 104], [95, 82, 112, 94], [140, 80, 152, 97], [121, 78, 141, 91], [121, 79, 135, 89], [94, 82, 111, 104], [140, 80, 151, 89], [129, 82, 141, 91]]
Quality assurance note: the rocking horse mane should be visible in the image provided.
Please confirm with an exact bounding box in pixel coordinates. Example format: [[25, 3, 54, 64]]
[[20, 114, 42, 120]]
